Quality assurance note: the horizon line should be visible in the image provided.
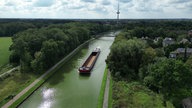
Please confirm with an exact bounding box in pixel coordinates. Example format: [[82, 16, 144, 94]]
[[0, 18, 192, 20]]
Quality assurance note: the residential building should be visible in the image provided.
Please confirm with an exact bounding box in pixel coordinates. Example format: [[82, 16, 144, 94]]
[[188, 30, 192, 36], [182, 97, 192, 108], [179, 38, 190, 44], [170, 48, 192, 58], [163, 37, 175, 47]]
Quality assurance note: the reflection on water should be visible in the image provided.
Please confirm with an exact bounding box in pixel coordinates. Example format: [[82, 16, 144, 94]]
[[38, 88, 55, 108], [79, 73, 91, 79]]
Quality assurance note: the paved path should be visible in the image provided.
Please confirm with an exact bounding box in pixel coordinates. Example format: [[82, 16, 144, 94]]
[[2, 40, 92, 108], [0, 66, 19, 78], [103, 69, 111, 108]]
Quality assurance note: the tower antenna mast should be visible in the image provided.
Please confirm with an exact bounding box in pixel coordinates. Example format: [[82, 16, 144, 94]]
[[116, 0, 120, 24]]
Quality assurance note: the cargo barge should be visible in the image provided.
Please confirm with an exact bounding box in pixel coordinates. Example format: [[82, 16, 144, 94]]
[[79, 47, 101, 73]]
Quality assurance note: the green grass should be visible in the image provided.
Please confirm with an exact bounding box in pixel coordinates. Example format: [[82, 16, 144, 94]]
[[97, 66, 108, 108], [0, 37, 12, 67], [108, 75, 113, 108], [0, 72, 38, 107]]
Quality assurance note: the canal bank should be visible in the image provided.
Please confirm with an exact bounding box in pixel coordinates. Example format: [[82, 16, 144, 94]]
[[18, 32, 116, 108]]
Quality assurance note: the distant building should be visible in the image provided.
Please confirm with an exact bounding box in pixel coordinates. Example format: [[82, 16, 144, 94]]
[[170, 48, 192, 58], [141, 37, 150, 44], [141, 36, 149, 40], [179, 38, 190, 44], [163, 37, 175, 47], [154, 37, 161, 43], [182, 97, 192, 108], [188, 30, 192, 36]]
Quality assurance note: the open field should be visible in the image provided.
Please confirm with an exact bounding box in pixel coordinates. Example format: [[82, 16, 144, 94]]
[[0, 37, 12, 67]]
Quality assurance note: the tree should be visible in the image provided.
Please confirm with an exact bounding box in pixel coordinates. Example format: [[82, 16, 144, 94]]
[[130, 27, 145, 38], [31, 51, 44, 73], [40, 40, 59, 69], [144, 58, 192, 107], [155, 48, 165, 57], [164, 44, 179, 57], [9, 51, 20, 65], [106, 38, 146, 80], [185, 55, 192, 69], [139, 47, 156, 80], [20, 51, 33, 72]]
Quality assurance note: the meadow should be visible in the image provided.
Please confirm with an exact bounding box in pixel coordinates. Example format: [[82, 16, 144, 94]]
[[0, 37, 12, 68]]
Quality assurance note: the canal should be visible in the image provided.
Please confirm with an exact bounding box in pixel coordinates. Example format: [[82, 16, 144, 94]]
[[18, 32, 117, 108]]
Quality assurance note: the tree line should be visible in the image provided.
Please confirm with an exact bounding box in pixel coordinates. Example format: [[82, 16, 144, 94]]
[[0, 19, 122, 37], [123, 20, 192, 40]]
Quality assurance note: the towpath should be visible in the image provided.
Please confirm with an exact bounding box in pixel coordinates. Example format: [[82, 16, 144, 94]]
[[0, 66, 19, 78], [102, 69, 111, 108]]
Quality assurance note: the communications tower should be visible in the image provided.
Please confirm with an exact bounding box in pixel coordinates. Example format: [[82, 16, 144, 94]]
[[116, 1, 120, 24]]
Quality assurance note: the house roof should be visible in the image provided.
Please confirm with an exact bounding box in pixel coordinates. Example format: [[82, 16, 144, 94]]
[[171, 48, 192, 54], [182, 97, 192, 108], [164, 37, 173, 41], [180, 38, 189, 44], [163, 38, 175, 46], [189, 30, 192, 35]]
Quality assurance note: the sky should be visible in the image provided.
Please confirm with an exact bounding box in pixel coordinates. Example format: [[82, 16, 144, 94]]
[[0, 0, 192, 19]]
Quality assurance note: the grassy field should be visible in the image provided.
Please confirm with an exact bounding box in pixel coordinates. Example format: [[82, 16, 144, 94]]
[[108, 75, 113, 108], [0, 37, 12, 67]]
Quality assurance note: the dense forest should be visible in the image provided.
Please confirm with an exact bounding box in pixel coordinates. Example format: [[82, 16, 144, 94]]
[[106, 20, 192, 108], [0, 19, 119, 37]]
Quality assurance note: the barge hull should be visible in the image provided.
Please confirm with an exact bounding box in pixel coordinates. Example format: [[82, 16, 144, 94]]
[[79, 48, 100, 73]]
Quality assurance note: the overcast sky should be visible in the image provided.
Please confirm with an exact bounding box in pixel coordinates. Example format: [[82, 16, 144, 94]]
[[0, 0, 192, 19]]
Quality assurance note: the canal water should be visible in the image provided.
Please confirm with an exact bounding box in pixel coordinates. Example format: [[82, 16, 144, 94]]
[[18, 32, 117, 108]]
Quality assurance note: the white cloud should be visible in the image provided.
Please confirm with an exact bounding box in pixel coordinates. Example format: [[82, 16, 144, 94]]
[[33, 0, 56, 7], [0, 0, 191, 19], [101, 0, 111, 5], [81, 0, 96, 3]]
